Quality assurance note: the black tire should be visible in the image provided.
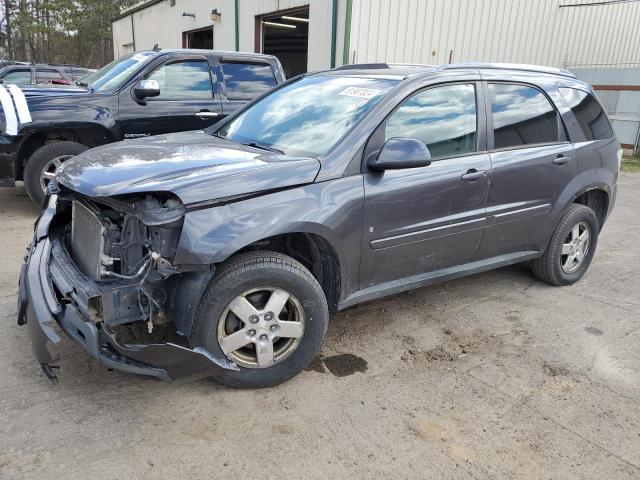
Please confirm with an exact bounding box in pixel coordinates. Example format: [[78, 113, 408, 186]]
[[24, 141, 88, 205], [190, 251, 329, 388], [531, 203, 599, 286]]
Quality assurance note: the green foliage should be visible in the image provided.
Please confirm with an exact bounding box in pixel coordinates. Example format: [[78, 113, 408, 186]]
[[621, 155, 640, 173], [1, 0, 138, 68]]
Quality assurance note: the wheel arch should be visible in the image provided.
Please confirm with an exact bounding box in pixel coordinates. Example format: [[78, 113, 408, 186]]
[[230, 230, 344, 312], [15, 125, 115, 180], [571, 186, 610, 231]]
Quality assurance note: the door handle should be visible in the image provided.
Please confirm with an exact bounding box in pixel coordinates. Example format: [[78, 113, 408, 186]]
[[195, 111, 220, 118], [461, 169, 487, 183], [553, 155, 571, 166]]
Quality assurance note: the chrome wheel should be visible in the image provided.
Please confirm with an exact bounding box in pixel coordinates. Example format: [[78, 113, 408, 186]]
[[39, 154, 72, 192], [216, 287, 305, 369], [561, 221, 591, 274]]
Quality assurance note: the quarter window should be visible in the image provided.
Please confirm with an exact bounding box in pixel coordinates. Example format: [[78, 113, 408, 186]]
[[221, 62, 277, 100], [385, 83, 477, 159], [147, 60, 213, 100], [489, 83, 560, 149], [559, 87, 613, 141]]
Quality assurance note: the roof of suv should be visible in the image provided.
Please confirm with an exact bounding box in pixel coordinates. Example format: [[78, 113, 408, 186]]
[[329, 62, 577, 80]]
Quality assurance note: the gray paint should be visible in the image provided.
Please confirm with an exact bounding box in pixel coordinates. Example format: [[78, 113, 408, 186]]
[[57, 64, 621, 308], [23, 63, 620, 380]]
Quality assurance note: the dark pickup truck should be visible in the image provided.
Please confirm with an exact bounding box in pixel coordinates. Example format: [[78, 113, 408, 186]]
[[0, 49, 285, 204]]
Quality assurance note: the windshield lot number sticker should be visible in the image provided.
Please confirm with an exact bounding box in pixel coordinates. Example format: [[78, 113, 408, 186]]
[[339, 87, 381, 99]]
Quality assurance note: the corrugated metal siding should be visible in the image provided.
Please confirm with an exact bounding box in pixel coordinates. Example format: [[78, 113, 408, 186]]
[[348, 0, 640, 68]]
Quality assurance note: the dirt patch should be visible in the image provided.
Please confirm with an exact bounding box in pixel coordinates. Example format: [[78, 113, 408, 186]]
[[542, 361, 572, 377], [585, 326, 604, 336], [409, 420, 449, 442], [401, 329, 499, 364]]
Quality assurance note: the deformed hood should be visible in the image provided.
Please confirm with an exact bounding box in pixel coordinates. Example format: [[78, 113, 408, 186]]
[[57, 130, 321, 204]]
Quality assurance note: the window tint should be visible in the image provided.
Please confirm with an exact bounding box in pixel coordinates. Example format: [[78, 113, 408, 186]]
[[36, 69, 64, 84], [489, 83, 559, 149], [147, 60, 212, 100], [385, 83, 477, 159], [2, 69, 31, 85], [221, 62, 277, 100], [559, 87, 613, 141]]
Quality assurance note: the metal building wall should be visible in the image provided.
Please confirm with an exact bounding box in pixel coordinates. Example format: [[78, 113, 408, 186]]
[[347, 0, 640, 68]]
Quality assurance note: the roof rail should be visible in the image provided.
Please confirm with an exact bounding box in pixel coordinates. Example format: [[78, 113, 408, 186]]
[[333, 62, 434, 71], [441, 62, 576, 78]]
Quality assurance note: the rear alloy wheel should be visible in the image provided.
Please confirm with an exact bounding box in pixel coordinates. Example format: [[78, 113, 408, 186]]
[[23, 141, 88, 205], [531, 203, 599, 286], [191, 251, 329, 388], [560, 221, 591, 274]]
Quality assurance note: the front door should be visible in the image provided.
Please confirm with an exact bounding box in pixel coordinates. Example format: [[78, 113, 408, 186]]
[[118, 56, 222, 139], [475, 82, 577, 259], [360, 82, 490, 288]]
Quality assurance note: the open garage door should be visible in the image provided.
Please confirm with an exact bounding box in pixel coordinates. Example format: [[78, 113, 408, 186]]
[[256, 7, 309, 78], [183, 27, 213, 49]]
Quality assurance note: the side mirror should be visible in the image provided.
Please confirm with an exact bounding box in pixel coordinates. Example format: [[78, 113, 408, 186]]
[[368, 138, 432, 171], [133, 79, 160, 104]]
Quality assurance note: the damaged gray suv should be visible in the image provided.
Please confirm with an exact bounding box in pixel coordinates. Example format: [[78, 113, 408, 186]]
[[19, 63, 620, 388]]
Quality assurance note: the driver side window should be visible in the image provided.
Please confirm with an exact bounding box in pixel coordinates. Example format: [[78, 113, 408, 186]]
[[385, 83, 477, 159], [147, 59, 213, 100]]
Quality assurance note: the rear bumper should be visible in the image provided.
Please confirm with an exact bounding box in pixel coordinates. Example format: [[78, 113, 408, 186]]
[[18, 195, 238, 382]]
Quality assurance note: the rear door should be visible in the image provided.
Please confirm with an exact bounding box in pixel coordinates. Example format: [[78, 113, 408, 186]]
[[360, 81, 491, 288], [475, 80, 576, 259], [216, 59, 279, 117], [118, 54, 222, 138]]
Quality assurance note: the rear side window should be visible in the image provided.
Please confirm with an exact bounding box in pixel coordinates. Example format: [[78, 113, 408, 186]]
[[385, 83, 477, 159], [36, 69, 64, 84], [489, 83, 560, 149], [2, 69, 31, 84], [559, 87, 613, 141], [221, 62, 277, 100]]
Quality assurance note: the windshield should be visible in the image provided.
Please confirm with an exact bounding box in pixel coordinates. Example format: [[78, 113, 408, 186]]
[[78, 51, 158, 92], [216, 75, 397, 156]]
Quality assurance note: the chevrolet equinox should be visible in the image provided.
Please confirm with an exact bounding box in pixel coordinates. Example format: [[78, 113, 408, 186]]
[[19, 63, 620, 388]]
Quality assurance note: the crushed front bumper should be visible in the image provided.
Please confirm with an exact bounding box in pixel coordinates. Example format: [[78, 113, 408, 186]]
[[17, 195, 238, 382]]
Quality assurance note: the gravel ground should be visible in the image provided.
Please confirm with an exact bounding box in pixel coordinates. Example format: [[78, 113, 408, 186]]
[[1, 174, 639, 480]]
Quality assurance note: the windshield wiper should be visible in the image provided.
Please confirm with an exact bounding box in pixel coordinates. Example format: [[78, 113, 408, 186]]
[[245, 142, 284, 155]]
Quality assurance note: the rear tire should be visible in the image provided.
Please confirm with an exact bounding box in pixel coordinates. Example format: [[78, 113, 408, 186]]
[[24, 141, 88, 205], [190, 251, 329, 389], [531, 203, 599, 286]]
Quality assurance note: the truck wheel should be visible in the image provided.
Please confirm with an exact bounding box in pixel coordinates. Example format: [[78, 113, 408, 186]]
[[191, 251, 329, 388], [531, 204, 599, 286], [24, 141, 88, 205]]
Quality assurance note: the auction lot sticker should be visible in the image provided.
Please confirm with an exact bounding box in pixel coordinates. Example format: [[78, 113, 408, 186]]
[[339, 87, 381, 99]]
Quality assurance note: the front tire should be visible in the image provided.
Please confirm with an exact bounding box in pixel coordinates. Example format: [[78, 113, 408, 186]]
[[531, 204, 599, 286], [24, 141, 88, 205], [190, 251, 329, 388]]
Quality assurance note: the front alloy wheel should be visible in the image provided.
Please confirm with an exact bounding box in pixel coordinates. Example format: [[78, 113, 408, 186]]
[[191, 251, 329, 388], [217, 287, 305, 368]]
